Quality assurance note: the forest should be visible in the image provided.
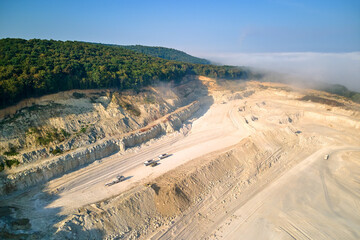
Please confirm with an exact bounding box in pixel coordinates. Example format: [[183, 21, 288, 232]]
[[0, 38, 249, 108], [120, 45, 211, 64]]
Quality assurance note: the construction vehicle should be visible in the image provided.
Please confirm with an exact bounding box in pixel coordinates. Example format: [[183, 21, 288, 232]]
[[150, 161, 159, 167], [158, 153, 170, 159], [144, 159, 155, 166], [105, 175, 125, 186]]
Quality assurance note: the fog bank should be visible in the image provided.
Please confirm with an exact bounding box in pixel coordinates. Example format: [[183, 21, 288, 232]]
[[199, 52, 360, 91]]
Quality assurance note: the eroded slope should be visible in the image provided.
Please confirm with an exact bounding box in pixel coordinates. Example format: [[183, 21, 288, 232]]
[[1, 79, 359, 240]]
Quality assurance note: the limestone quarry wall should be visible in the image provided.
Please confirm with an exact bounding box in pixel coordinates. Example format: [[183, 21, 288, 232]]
[[1, 77, 207, 166], [2, 140, 120, 195], [0, 101, 199, 196]]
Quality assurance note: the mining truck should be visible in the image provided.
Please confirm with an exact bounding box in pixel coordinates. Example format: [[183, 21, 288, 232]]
[[105, 175, 125, 186]]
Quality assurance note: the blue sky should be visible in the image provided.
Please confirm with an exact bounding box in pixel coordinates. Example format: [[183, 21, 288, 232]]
[[0, 0, 359, 54]]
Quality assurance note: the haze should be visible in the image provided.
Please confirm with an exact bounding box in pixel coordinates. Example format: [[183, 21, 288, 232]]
[[200, 52, 360, 91]]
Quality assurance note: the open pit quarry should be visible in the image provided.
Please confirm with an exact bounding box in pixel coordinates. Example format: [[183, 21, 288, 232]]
[[0, 76, 360, 239]]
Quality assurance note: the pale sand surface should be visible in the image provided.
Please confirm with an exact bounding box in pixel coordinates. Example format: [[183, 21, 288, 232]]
[[211, 148, 360, 240], [44, 82, 360, 240]]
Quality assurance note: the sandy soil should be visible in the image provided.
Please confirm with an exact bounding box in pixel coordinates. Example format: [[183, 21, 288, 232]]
[[146, 81, 360, 239], [2, 79, 360, 239], [209, 147, 360, 240]]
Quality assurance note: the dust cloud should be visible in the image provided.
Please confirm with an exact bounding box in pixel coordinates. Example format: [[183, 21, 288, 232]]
[[201, 52, 360, 91]]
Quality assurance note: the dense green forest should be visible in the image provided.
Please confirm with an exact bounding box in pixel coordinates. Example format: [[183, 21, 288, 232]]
[[120, 45, 211, 64], [0, 38, 249, 108]]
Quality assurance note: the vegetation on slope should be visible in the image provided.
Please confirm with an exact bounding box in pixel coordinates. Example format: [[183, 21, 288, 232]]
[[317, 84, 360, 104], [299, 95, 345, 107], [120, 45, 211, 64], [0, 38, 249, 108]]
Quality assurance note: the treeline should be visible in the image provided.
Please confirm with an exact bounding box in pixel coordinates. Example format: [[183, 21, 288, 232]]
[[318, 84, 360, 104], [120, 45, 211, 64], [0, 38, 249, 108]]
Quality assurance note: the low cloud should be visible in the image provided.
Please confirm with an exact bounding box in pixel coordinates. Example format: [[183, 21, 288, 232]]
[[200, 52, 360, 91]]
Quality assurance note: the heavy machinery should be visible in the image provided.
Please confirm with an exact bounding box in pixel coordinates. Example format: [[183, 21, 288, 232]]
[[144, 159, 155, 166], [158, 153, 170, 159], [144, 153, 170, 168], [144, 159, 159, 167], [150, 161, 159, 167], [105, 175, 125, 186]]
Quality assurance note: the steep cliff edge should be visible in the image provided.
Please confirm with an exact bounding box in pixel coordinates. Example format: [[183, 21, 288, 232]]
[[0, 101, 199, 195], [0, 77, 205, 195]]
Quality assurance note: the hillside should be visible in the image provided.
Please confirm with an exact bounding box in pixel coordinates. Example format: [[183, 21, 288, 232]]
[[120, 45, 211, 64], [0, 38, 248, 108], [316, 83, 360, 103], [1, 78, 359, 239]]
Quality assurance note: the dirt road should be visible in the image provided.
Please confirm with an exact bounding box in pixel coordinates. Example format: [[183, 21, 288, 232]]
[[45, 99, 250, 212]]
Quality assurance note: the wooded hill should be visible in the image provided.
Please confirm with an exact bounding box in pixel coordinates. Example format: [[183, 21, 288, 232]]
[[120, 45, 211, 64], [0, 38, 249, 108]]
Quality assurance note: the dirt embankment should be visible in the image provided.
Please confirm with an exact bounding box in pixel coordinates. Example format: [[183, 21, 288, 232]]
[[0, 101, 200, 196], [0, 77, 206, 164], [53, 126, 321, 239]]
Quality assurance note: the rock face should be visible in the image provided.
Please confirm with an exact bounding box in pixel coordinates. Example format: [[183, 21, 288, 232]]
[[0, 100, 200, 195], [0, 77, 205, 161], [0, 77, 206, 195], [1, 140, 119, 195]]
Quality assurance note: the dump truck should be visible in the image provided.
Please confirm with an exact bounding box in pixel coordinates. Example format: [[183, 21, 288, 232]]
[[105, 175, 125, 186], [144, 159, 155, 166], [158, 153, 170, 159], [150, 161, 159, 167]]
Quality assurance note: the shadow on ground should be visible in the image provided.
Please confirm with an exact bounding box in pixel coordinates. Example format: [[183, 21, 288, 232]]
[[0, 182, 105, 239]]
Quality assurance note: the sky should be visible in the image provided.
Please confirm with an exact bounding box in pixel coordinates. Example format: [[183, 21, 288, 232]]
[[0, 0, 359, 89], [0, 0, 359, 53]]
